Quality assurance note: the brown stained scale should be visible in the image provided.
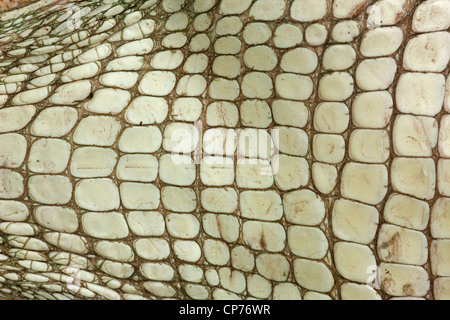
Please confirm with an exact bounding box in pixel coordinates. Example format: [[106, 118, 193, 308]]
[[0, 0, 36, 12], [0, 0, 448, 300]]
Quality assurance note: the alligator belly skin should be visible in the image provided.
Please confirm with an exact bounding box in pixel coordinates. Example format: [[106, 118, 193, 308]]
[[0, 0, 449, 300]]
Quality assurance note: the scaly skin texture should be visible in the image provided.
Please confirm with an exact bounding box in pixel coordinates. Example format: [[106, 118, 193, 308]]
[[0, 0, 38, 12], [0, 0, 448, 300]]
